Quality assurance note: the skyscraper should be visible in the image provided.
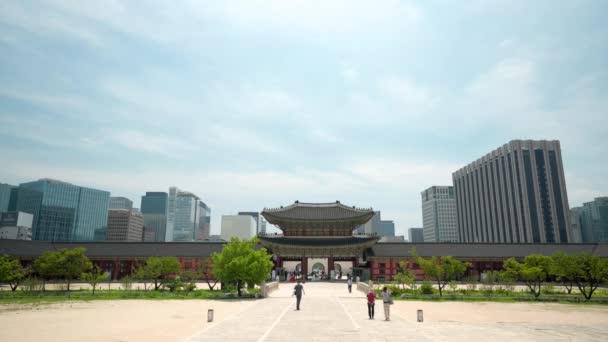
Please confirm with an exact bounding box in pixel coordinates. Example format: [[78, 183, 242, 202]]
[[408, 227, 424, 243], [421, 186, 458, 242], [165, 187, 179, 241], [453, 140, 571, 243], [141, 192, 168, 242], [221, 215, 256, 241], [197, 201, 211, 241], [579, 197, 608, 243], [238, 212, 261, 234], [0, 183, 15, 214], [358, 211, 381, 235], [172, 191, 200, 242], [106, 209, 144, 242], [379, 220, 395, 237], [14, 179, 109, 241], [109, 197, 133, 211]]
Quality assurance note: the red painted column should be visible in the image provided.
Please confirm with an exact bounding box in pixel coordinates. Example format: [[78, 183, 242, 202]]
[[301, 257, 308, 278], [328, 257, 334, 274]]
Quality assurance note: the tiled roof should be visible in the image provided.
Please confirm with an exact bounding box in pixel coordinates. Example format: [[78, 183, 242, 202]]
[[258, 236, 379, 247], [262, 201, 374, 222], [370, 243, 608, 258], [0, 240, 224, 259]]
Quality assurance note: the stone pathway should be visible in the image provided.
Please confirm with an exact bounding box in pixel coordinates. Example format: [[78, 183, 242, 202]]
[[184, 282, 608, 342]]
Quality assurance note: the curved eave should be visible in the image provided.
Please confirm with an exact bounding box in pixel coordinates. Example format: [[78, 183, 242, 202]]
[[258, 236, 380, 248], [261, 211, 375, 225]]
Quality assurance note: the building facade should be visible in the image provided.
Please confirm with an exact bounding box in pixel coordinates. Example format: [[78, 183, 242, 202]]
[[106, 209, 144, 242], [197, 201, 211, 241], [0, 183, 15, 214], [453, 140, 571, 243], [579, 197, 608, 243], [13, 179, 109, 242], [421, 186, 458, 242], [221, 215, 256, 241], [109, 197, 133, 211], [569, 208, 584, 243], [0, 211, 33, 240], [357, 211, 381, 235], [379, 220, 395, 237], [408, 227, 424, 243], [238, 212, 261, 234], [173, 191, 200, 242], [141, 192, 168, 242]]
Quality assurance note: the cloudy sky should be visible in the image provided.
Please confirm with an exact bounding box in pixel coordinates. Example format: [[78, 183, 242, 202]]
[[1, 1, 607, 237]]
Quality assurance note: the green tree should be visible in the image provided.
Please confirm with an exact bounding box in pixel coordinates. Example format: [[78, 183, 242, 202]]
[[416, 256, 470, 296], [573, 253, 608, 300], [212, 237, 274, 297], [33, 250, 61, 291], [58, 248, 92, 291], [0, 256, 29, 291], [81, 266, 108, 296], [136, 257, 181, 291], [393, 262, 414, 290], [34, 248, 92, 291], [503, 255, 551, 298], [550, 252, 578, 294]]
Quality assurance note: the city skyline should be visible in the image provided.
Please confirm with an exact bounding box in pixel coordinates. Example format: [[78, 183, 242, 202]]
[[1, 1, 607, 238]]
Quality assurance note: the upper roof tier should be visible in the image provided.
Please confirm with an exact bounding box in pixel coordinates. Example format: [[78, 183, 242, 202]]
[[262, 201, 374, 223]]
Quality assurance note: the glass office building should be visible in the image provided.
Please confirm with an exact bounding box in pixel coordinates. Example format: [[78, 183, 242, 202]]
[[141, 192, 168, 242], [15, 179, 109, 241]]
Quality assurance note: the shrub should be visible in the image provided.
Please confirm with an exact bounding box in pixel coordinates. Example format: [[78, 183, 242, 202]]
[[543, 283, 556, 295], [165, 278, 183, 292], [120, 276, 133, 290], [184, 281, 196, 293], [420, 280, 434, 295], [466, 282, 477, 293], [22, 277, 43, 292]]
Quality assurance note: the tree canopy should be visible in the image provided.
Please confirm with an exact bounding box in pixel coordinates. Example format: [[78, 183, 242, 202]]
[[33, 248, 92, 291], [212, 237, 274, 296], [503, 254, 551, 298], [573, 253, 608, 300], [0, 255, 28, 291], [135, 256, 181, 291], [550, 252, 578, 294], [416, 255, 470, 296]]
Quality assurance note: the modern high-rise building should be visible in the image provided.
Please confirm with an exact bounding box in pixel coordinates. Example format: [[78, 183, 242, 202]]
[[197, 201, 211, 241], [379, 220, 395, 237], [569, 208, 583, 243], [408, 227, 424, 243], [260, 218, 267, 234], [106, 209, 144, 242], [13, 179, 109, 241], [165, 187, 180, 241], [578, 197, 608, 243], [453, 140, 571, 243], [221, 215, 256, 241], [109, 197, 133, 211], [421, 186, 458, 242], [172, 191, 200, 242], [238, 212, 261, 234], [0, 183, 15, 214], [141, 192, 168, 242], [357, 211, 381, 235]]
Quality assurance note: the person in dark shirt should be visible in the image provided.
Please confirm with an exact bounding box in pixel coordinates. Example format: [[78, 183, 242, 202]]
[[293, 280, 305, 310], [367, 289, 375, 319]]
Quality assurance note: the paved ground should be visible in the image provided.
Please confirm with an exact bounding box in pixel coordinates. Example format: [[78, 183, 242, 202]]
[[184, 282, 608, 342]]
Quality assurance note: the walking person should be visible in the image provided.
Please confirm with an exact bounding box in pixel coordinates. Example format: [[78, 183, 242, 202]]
[[347, 276, 353, 293], [382, 287, 393, 321], [293, 280, 305, 310], [367, 289, 375, 319]]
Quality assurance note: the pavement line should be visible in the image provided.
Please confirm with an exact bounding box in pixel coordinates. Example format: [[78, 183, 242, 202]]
[[181, 319, 219, 342], [256, 301, 293, 342], [336, 297, 360, 330]]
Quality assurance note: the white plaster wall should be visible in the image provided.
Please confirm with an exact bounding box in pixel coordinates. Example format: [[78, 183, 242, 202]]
[[283, 261, 301, 272]]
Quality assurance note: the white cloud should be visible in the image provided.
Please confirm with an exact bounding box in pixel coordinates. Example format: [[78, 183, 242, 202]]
[[341, 66, 359, 83], [232, 86, 301, 119], [110, 130, 197, 158], [196, 0, 422, 36], [207, 124, 280, 154]]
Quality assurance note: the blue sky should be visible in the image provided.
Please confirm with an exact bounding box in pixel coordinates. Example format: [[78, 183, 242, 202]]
[[1, 0, 607, 237]]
